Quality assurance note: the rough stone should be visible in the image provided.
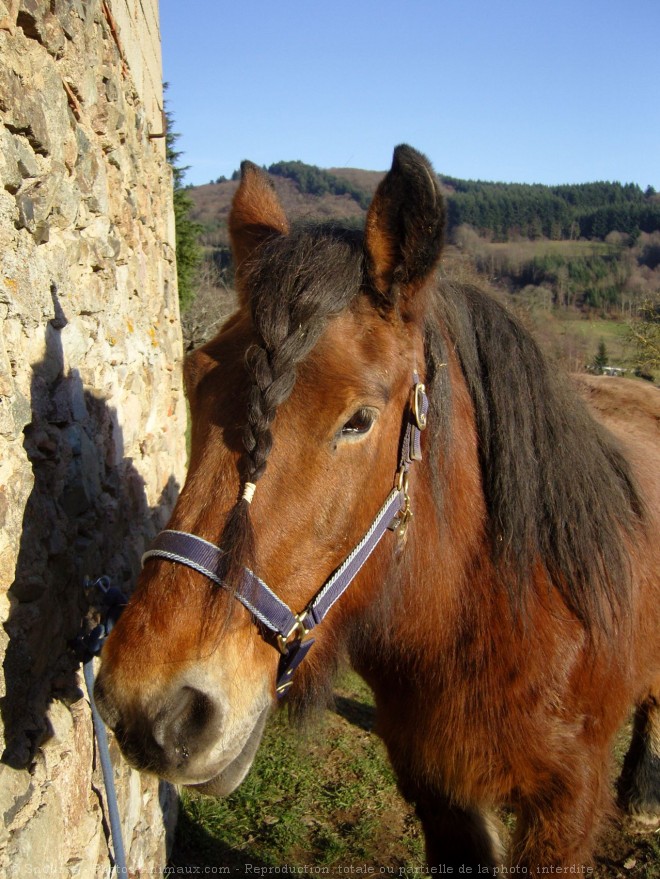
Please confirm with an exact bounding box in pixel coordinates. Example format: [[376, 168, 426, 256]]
[[0, 35, 52, 156], [12, 132, 41, 179], [0, 127, 21, 192], [17, 0, 67, 58], [0, 763, 32, 849], [15, 170, 62, 240], [0, 1, 185, 874]]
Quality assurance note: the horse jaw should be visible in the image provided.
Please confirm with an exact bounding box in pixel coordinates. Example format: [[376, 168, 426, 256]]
[[188, 703, 270, 796]]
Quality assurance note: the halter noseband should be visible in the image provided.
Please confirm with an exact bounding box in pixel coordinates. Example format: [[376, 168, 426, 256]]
[[142, 375, 428, 698]]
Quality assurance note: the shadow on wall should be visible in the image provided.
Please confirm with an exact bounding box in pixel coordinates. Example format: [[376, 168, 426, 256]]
[[1, 286, 180, 772]]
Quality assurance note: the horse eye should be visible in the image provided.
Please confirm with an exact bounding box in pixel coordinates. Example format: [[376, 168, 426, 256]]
[[341, 408, 376, 438]]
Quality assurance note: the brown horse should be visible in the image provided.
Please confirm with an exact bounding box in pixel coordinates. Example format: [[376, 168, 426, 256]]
[[95, 146, 660, 870]]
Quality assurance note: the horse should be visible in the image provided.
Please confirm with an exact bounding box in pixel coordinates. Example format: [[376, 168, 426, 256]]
[[94, 145, 660, 870]]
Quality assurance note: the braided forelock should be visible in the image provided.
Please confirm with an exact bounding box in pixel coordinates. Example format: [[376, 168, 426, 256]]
[[215, 225, 365, 608]]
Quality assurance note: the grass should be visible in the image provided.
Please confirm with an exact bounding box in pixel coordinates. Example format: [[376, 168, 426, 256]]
[[170, 671, 424, 873], [169, 672, 660, 878], [527, 310, 636, 373]]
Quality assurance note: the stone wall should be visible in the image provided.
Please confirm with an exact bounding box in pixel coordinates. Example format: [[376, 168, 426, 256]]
[[0, 1, 187, 875]]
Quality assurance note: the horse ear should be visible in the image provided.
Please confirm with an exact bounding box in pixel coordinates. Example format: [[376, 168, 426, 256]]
[[364, 145, 445, 301], [229, 161, 289, 275]]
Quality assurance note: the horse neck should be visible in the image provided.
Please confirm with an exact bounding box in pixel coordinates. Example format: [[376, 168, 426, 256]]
[[414, 352, 493, 605], [350, 352, 497, 673]]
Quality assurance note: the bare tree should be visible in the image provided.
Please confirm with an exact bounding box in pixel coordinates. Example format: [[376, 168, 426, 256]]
[[629, 297, 660, 379], [181, 255, 237, 351]]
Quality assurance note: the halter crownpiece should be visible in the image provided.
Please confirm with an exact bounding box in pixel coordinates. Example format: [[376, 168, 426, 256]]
[[142, 374, 429, 698]]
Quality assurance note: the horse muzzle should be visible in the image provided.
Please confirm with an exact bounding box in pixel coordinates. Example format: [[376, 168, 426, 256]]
[[93, 670, 270, 789]]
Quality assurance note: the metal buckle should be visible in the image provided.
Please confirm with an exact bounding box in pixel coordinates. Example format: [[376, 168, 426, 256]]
[[276, 611, 310, 655], [394, 468, 413, 542], [413, 382, 427, 431], [275, 634, 316, 697]]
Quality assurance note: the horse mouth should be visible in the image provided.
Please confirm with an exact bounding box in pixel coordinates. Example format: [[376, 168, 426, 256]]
[[185, 704, 271, 796]]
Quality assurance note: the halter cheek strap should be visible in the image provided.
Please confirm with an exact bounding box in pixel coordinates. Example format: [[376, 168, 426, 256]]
[[142, 375, 429, 698]]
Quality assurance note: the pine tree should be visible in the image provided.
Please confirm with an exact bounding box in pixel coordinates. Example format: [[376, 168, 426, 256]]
[[165, 91, 202, 311], [592, 339, 609, 374]]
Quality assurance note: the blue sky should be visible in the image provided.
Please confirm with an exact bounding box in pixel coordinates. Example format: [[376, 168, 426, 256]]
[[160, 1, 659, 189]]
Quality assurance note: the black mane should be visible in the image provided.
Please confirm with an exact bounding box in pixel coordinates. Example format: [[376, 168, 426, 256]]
[[426, 279, 644, 631]]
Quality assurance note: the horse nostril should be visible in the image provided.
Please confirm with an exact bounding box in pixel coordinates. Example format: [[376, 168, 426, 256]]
[[92, 679, 218, 775], [184, 687, 215, 734], [176, 743, 190, 761], [153, 685, 217, 766]]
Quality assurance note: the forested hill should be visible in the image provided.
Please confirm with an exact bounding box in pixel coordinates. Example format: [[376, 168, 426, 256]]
[[184, 161, 660, 377], [443, 177, 660, 240], [189, 160, 660, 245]]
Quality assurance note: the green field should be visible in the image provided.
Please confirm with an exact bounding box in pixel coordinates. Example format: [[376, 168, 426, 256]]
[[528, 311, 636, 373]]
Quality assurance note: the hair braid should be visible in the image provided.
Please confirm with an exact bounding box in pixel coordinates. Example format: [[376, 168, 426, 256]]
[[242, 345, 295, 482], [215, 226, 365, 605]]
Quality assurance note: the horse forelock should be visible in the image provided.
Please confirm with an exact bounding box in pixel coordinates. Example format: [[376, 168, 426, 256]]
[[213, 224, 368, 601]]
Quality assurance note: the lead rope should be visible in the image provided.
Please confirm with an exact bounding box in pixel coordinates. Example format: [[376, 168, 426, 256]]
[[73, 577, 128, 878]]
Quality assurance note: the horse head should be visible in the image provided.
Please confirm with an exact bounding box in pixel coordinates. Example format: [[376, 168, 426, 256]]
[[94, 146, 446, 793]]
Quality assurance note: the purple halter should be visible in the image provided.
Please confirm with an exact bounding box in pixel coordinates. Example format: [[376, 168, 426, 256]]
[[142, 375, 428, 698]]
